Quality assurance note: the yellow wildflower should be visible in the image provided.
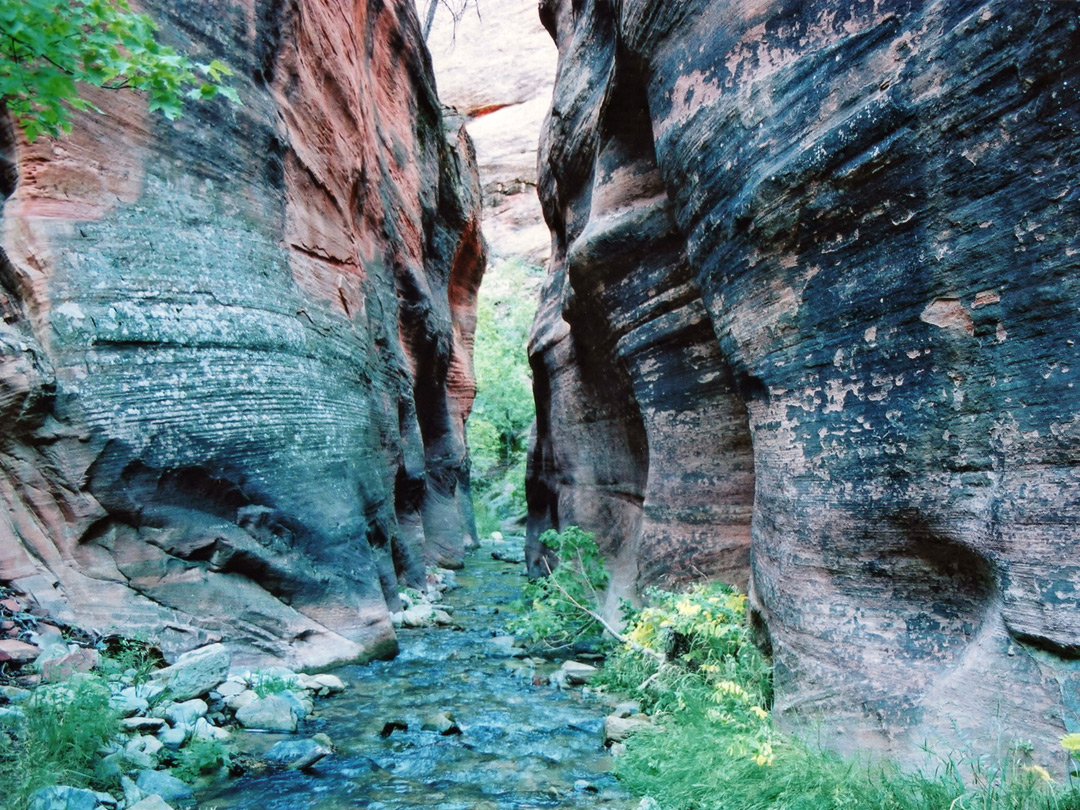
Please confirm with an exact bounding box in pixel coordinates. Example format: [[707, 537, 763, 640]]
[[750, 705, 769, 720], [714, 680, 749, 700], [752, 741, 774, 766], [1022, 765, 1054, 783], [725, 593, 748, 613], [1061, 733, 1080, 753], [676, 599, 702, 617]]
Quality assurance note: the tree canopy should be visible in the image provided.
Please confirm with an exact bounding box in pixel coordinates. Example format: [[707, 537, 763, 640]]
[[0, 0, 238, 141]]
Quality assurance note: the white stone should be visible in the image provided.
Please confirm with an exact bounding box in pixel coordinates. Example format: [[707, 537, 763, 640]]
[[151, 643, 230, 701]]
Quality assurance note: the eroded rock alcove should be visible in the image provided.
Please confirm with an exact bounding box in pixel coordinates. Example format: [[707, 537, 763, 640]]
[[527, 0, 1080, 762], [0, 0, 484, 670]]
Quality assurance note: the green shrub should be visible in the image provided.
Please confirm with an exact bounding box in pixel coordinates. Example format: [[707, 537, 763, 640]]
[[98, 635, 164, 685], [171, 737, 230, 782], [608, 590, 1080, 810], [250, 671, 293, 698], [513, 534, 1080, 810], [510, 526, 610, 650], [0, 674, 121, 809]]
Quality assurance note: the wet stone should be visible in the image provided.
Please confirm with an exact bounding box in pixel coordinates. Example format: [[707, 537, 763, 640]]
[[235, 694, 298, 733], [264, 738, 332, 770], [421, 711, 461, 735], [135, 769, 193, 804]]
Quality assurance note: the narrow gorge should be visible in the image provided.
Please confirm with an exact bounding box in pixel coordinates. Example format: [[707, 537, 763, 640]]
[[0, 0, 1078, 806]]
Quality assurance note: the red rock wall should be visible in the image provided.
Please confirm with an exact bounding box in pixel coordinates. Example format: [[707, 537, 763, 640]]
[[0, 0, 484, 669], [529, 0, 1080, 764]]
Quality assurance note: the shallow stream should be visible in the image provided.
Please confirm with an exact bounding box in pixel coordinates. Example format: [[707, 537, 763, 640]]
[[197, 548, 634, 810]]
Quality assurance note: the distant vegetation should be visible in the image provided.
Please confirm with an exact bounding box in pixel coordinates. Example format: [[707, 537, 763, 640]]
[[468, 258, 539, 538]]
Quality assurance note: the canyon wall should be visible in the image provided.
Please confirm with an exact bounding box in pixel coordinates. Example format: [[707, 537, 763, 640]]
[[422, 0, 556, 264], [0, 0, 484, 670], [529, 0, 1080, 762]]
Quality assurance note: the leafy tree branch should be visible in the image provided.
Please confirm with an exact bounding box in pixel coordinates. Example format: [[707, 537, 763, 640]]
[[0, 0, 239, 141]]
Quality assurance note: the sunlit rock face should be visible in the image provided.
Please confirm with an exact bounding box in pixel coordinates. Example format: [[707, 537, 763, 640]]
[[528, 0, 1080, 764], [422, 0, 557, 265], [0, 0, 484, 670]]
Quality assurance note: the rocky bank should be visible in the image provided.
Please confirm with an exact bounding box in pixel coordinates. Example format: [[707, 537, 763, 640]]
[[528, 0, 1080, 763], [0, 0, 485, 671]]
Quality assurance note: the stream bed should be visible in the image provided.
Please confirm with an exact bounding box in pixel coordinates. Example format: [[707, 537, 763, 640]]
[[197, 548, 636, 810]]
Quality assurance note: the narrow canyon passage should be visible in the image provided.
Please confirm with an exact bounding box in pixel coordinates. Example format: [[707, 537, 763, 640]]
[[196, 546, 634, 810]]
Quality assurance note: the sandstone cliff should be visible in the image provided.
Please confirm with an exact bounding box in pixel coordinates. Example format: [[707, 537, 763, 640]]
[[0, 0, 484, 670], [422, 0, 557, 265], [529, 0, 1080, 762]]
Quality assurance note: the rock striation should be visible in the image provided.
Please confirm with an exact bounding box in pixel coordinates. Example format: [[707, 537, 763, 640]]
[[0, 0, 485, 670], [529, 0, 1080, 764]]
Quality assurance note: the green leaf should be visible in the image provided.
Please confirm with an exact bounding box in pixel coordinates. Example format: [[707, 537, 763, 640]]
[[0, 0, 241, 139]]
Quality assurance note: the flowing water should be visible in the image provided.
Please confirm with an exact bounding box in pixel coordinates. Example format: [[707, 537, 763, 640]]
[[198, 547, 635, 810]]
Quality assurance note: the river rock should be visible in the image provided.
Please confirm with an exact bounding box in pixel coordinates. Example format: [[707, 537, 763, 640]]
[[135, 770, 193, 805], [421, 711, 461, 735], [264, 738, 332, 770], [379, 718, 409, 738], [308, 674, 345, 695], [157, 726, 188, 749], [151, 645, 229, 701], [558, 661, 598, 685], [129, 682, 166, 703], [0, 639, 41, 665], [213, 679, 246, 699], [40, 648, 100, 682], [192, 716, 229, 741], [129, 734, 164, 758], [109, 690, 149, 718], [489, 636, 525, 657], [164, 698, 208, 727], [604, 715, 657, 744], [235, 695, 299, 733], [402, 605, 436, 628], [224, 689, 257, 712], [612, 701, 641, 719], [127, 797, 176, 810], [119, 744, 157, 771], [122, 716, 167, 732], [0, 685, 31, 703], [27, 786, 102, 810], [119, 776, 145, 808], [277, 689, 314, 720]]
